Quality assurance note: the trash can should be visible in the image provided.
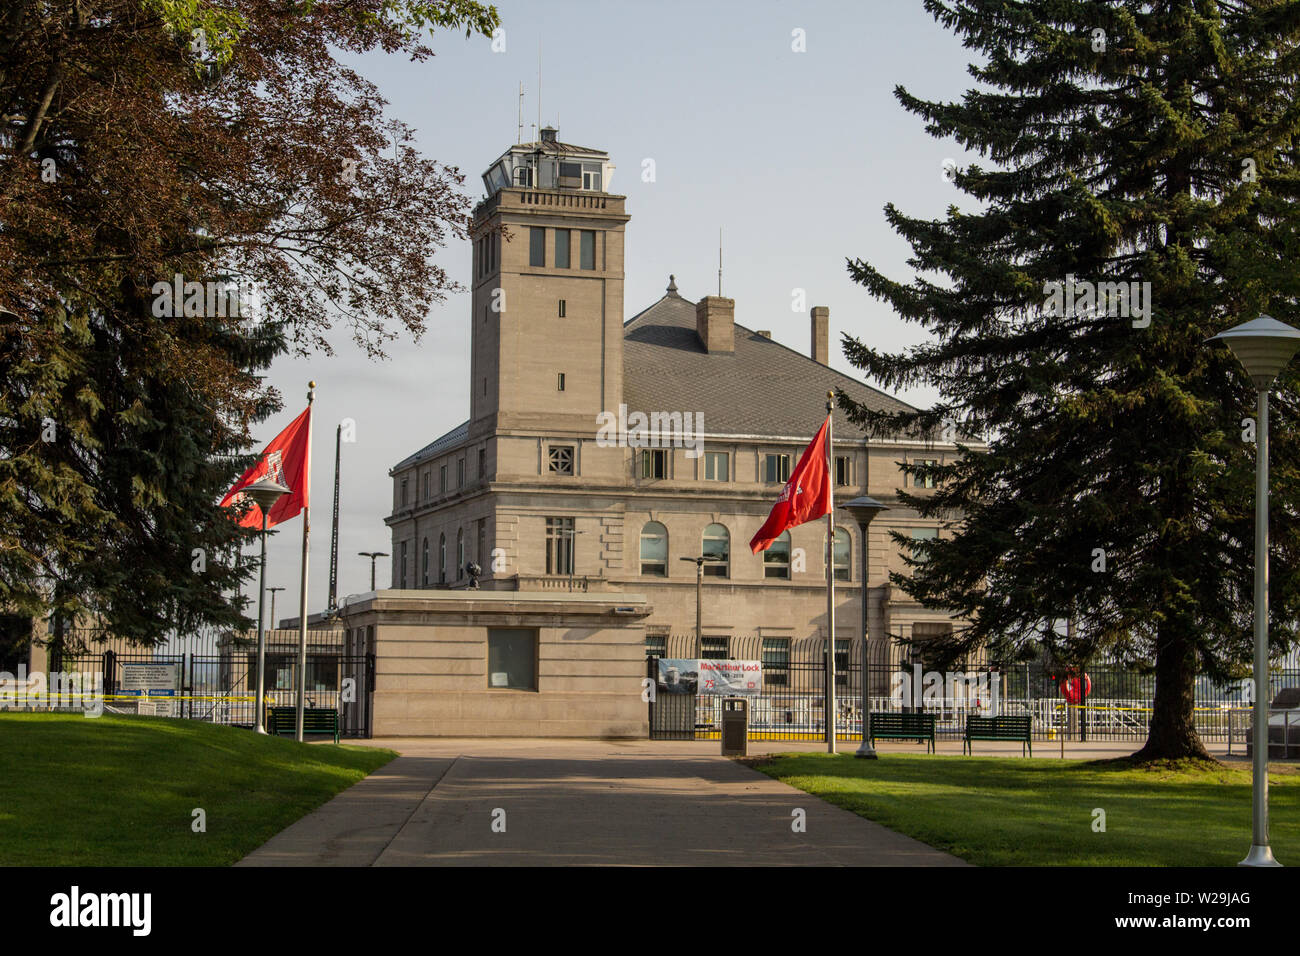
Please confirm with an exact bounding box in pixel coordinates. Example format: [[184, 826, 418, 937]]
[[721, 697, 748, 756]]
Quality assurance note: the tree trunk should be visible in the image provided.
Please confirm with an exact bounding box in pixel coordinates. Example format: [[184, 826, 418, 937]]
[[1132, 626, 1212, 761]]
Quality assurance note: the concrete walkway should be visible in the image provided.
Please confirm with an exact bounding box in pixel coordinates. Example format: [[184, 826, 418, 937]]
[[237, 738, 967, 867]]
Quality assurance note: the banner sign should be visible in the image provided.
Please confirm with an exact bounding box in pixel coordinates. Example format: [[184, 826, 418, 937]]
[[120, 663, 180, 717], [697, 659, 762, 696], [655, 659, 763, 696]]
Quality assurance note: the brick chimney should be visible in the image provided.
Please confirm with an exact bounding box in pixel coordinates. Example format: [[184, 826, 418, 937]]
[[696, 296, 735, 353], [811, 306, 829, 365]]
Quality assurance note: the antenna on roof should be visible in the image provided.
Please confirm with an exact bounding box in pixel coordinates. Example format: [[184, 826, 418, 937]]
[[537, 38, 542, 145], [718, 228, 723, 297], [517, 82, 524, 145]]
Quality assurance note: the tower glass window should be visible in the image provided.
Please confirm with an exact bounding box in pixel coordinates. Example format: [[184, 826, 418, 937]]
[[580, 230, 595, 270], [529, 227, 546, 267], [545, 517, 575, 575], [764, 454, 791, 483], [704, 451, 728, 481], [641, 449, 668, 479], [702, 523, 729, 577], [555, 229, 571, 268], [764, 530, 791, 579], [640, 521, 668, 576]]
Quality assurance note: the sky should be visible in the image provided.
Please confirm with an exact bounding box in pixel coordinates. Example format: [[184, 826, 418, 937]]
[[251, 0, 980, 618]]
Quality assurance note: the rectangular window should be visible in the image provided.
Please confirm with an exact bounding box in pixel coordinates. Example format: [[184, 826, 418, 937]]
[[645, 634, 667, 659], [834, 642, 849, 688], [487, 628, 537, 690], [457, 458, 466, 487], [529, 226, 546, 267], [641, 449, 668, 479], [762, 638, 790, 687], [545, 517, 575, 575], [548, 444, 574, 475], [911, 527, 939, 563], [835, 455, 852, 487], [582, 167, 601, 191], [555, 229, 571, 268], [580, 230, 596, 270], [422, 471, 430, 500], [914, 459, 937, 488], [477, 519, 486, 567], [704, 451, 728, 482], [400, 540, 408, 588], [557, 372, 566, 392], [478, 447, 486, 479], [701, 636, 729, 660], [764, 454, 791, 484], [558, 161, 582, 188], [558, 299, 566, 317], [400, 478, 409, 505], [439, 464, 447, 493]]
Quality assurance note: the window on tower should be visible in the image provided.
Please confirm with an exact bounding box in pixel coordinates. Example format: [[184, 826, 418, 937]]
[[530, 227, 545, 267], [555, 229, 570, 268], [580, 230, 595, 270]]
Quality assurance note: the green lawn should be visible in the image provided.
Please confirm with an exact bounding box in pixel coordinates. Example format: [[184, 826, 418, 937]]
[[0, 713, 395, 865], [752, 752, 1300, 866]]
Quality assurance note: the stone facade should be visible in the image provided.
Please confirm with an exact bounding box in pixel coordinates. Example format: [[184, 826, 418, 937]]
[[386, 131, 983, 673]]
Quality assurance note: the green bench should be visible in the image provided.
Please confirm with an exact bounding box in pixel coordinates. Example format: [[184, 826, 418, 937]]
[[964, 715, 1032, 756], [267, 706, 340, 743], [868, 712, 937, 753]]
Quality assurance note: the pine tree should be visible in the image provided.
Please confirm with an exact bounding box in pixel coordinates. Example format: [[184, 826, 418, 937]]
[[840, 0, 1300, 760]]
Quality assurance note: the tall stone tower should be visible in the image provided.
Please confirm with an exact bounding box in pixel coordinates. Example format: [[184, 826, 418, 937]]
[[468, 128, 630, 443]]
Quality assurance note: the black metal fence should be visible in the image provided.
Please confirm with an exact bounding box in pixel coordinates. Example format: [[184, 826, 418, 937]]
[[647, 634, 1292, 745], [14, 627, 374, 737]]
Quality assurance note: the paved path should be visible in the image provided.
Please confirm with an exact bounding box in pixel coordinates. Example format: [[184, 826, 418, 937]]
[[237, 739, 966, 867]]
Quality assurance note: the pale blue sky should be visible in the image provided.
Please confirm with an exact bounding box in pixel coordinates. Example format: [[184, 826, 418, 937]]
[[254, 0, 979, 614]]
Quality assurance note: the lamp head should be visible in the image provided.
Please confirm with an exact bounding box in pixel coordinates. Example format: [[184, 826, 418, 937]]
[[243, 477, 290, 515], [841, 495, 889, 527], [1208, 315, 1300, 391]]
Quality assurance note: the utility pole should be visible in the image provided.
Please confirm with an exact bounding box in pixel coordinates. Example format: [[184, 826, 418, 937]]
[[328, 423, 341, 613]]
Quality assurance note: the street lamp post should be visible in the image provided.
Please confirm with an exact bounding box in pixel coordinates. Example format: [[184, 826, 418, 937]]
[[1210, 314, 1300, 868], [842, 496, 889, 758], [267, 587, 284, 633], [244, 477, 290, 735], [679, 556, 723, 659], [357, 551, 388, 591]]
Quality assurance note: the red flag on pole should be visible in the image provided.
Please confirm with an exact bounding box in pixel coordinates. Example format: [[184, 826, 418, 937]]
[[750, 416, 832, 553], [220, 407, 312, 528]]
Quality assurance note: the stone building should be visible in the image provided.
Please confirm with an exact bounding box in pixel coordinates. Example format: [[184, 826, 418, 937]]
[[385, 128, 981, 678]]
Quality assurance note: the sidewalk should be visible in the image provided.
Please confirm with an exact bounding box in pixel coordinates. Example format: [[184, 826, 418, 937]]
[[237, 737, 968, 867]]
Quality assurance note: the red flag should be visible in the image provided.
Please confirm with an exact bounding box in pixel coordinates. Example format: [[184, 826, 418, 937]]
[[220, 407, 311, 528], [750, 416, 832, 553]]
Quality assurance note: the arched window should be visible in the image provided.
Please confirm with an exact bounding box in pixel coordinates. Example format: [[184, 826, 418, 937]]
[[702, 523, 729, 577], [422, 537, 429, 587], [439, 533, 446, 584], [640, 521, 668, 576], [457, 528, 465, 578], [763, 530, 791, 579], [825, 527, 851, 582]]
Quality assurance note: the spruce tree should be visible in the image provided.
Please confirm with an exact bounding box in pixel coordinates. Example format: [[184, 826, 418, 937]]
[[840, 0, 1300, 760]]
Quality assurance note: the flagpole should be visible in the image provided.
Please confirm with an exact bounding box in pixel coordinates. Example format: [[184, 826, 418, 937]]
[[295, 381, 315, 742], [826, 391, 836, 754]]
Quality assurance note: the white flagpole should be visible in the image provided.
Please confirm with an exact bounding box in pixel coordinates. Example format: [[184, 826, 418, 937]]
[[826, 391, 836, 754], [295, 381, 316, 742]]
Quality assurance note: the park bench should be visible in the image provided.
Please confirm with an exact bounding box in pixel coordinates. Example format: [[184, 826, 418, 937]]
[[964, 715, 1032, 756], [267, 706, 340, 743], [868, 712, 936, 753]]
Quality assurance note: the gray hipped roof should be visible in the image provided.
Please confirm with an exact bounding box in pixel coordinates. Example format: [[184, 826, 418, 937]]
[[623, 287, 917, 440]]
